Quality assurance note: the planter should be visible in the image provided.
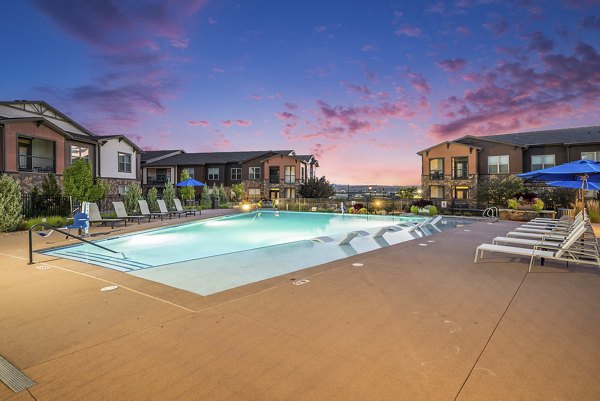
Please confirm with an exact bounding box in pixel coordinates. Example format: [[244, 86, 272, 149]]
[[499, 209, 556, 222]]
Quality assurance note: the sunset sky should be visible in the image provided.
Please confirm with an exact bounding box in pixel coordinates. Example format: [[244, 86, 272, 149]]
[[2, 0, 600, 184]]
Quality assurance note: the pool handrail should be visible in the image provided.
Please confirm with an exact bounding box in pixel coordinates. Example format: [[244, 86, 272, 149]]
[[28, 223, 126, 265]]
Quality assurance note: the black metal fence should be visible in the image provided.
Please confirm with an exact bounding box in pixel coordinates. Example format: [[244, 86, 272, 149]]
[[21, 194, 126, 218]]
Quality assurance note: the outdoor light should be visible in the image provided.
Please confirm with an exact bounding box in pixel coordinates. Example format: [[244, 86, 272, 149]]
[[242, 204, 251, 211]]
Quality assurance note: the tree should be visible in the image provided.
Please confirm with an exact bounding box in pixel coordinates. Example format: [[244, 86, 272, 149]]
[[63, 158, 107, 203], [299, 176, 335, 198], [163, 181, 175, 210], [218, 184, 228, 204], [178, 170, 195, 203], [0, 174, 22, 232], [231, 183, 245, 203], [200, 187, 211, 209], [147, 187, 159, 212], [396, 186, 417, 210], [41, 173, 62, 196], [124, 183, 142, 214], [476, 175, 525, 207]]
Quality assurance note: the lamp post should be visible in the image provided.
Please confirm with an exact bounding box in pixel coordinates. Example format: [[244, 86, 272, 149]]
[[366, 186, 372, 214]]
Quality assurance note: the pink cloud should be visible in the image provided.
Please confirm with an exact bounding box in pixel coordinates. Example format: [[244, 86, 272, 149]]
[[430, 41, 600, 138], [483, 18, 510, 36], [395, 25, 422, 37], [213, 134, 231, 147], [425, 2, 445, 14], [221, 120, 233, 127], [580, 15, 600, 29], [212, 67, 226, 73], [527, 31, 554, 53], [208, 17, 217, 25], [392, 11, 403, 24], [284, 102, 298, 110], [311, 143, 337, 159], [437, 58, 468, 72], [344, 83, 372, 96], [250, 94, 262, 100], [235, 119, 253, 127], [407, 72, 431, 94], [275, 112, 297, 120], [187, 120, 209, 127], [456, 26, 471, 36]]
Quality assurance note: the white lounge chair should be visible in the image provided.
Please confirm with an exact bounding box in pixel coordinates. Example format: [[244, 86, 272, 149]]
[[475, 225, 599, 272], [138, 199, 170, 220], [158, 199, 183, 218], [88, 202, 126, 228], [373, 225, 403, 238], [174, 198, 199, 216], [112, 201, 150, 224], [339, 230, 370, 245]]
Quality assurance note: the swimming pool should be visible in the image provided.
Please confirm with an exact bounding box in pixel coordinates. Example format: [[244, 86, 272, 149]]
[[43, 211, 468, 295]]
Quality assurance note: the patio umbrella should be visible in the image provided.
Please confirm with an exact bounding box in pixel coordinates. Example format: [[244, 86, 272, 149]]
[[547, 179, 600, 191], [176, 178, 206, 187]]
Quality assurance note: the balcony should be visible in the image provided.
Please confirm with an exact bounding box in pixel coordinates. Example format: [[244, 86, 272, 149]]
[[18, 155, 55, 173], [269, 177, 280, 184], [146, 177, 170, 185], [429, 171, 444, 180], [452, 169, 468, 179]]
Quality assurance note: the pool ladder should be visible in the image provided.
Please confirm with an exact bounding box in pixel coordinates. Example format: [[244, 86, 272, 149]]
[[483, 207, 499, 222]]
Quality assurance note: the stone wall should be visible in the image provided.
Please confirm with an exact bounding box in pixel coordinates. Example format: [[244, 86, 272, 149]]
[[103, 178, 141, 197], [5, 172, 63, 193], [421, 174, 479, 208]]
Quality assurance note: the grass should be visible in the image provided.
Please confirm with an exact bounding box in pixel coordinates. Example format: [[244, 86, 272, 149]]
[[586, 200, 600, 223]]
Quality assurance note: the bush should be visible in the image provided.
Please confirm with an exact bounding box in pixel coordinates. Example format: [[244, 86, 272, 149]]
[[63, 158, 107, 202], [539, 187, 577, 210], [163, 181, 175, 210], [147, 187, 159, 212], [124, 183, 142, 214], [20, 216, 68, 231], [507, 198, 519, 210], [411, 199, 433, 208], [358, 207, 367, 214], [586, 200, 600, 223], [477, 175, 525, 207], [200, 188, 211, 209], [410, 205, 419, 214], [231, 183, 244, 203], [519, 191, 538, 203], [218, 184, 228, 204], [0, 174, 23, 232], [429, 205, 438, 215], [41, 173, 62, 196], [532, 198, 544, 212]]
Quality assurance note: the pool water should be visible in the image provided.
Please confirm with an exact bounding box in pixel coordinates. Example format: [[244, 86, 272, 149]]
[[42, 211, 469, 295]]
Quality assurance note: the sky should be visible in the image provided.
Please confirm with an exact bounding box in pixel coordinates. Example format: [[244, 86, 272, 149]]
[[2, 0, 600, 185]]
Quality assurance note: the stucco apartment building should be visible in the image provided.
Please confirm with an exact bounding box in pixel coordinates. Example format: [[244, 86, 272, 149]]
[[141, 150, 319, 200], [417, 126, 600, 208], [0, 100, 142, 196]]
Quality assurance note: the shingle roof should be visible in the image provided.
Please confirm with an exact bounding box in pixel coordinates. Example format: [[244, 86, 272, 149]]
[[456, 126, 600, 147], [141, 150, 184, 162], [145, 150, 272, 166]]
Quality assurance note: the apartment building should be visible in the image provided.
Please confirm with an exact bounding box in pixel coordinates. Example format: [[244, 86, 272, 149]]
[[417, 126, 600, 208]]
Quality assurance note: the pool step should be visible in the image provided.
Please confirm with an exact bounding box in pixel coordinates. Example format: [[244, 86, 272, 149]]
[[52, 250, 153, 272]]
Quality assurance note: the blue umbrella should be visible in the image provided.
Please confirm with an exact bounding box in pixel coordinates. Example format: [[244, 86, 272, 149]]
[[547, 180, 600, 191], [176, 178, 206, 187], [518, 159, 600, 182]]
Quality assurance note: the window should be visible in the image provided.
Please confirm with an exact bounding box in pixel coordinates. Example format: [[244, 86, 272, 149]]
[[301, 166, 306, 183], [118, 185, 127, 195], [151, 168, 170, 183], [231, 168, 242, 180], [118, 152, 132, 173], [18, 138, 32, 171], [430, 185, 444, 199], [284, 166, 296, 184], [249, 167, 261, 179], [208, 167, 219, 180], [248, 188, 261, 199], [453, 186, 469, 199], [285, 188, 296, 198], [488, 155, 509, 174], [452, 157, 468, 179], [531, 155, 555, 171], [429, 158, 444, 180], [182, 167, 194, 179], [70, 145, 89, 164], [582, 151, 600, 161]]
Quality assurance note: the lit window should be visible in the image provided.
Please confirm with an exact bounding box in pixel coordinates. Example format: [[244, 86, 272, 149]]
[[582, 152, 600, 161], [531, 155, 555, 171], [208, 167, 219, 180], [249, 167, 261, 179], [248, 188, 261, 199], [118, 152, 132, 173], [488, 155, 509, 174], [284, 166, 295, 184], [285, 188, 296, 198], [429, 158, 444, 180], [231, 168, 242, 180], [430, 185, 444, 199], [71, 145, 89, 164], [453, 186, 469, 199]]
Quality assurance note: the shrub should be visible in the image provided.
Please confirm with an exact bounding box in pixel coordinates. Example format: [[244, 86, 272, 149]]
[[163, 181, 175, 210], [358, 207, 367, 214], [532, 198, 544, 212], [20, 216, 68, 231], [411, 199, 433, 208], [0, 174, 23, 232], [410, 205, 419, 214], [231, 183, 245, 203], [200, 187, 211, 209], [477, 175, 525, 207], [63, 158, 107, 202], [218, 184, 228, 204], [586, 200, 600, 223], [507, 198, 520, 210], [41, 173, 62, 196], [352, 203, 364, 211], [147, 187, 159, 212], [178, 169, 195, 203], [519, 191, 538, 203], [124, 183, 142, 214], [429, 205, 438, 215], [539, 187, 577, 210]]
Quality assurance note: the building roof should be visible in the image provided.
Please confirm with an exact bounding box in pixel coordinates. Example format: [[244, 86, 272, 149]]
[[95, 135, 143, 152], [141, 150, 185, 163], [144, 149, 316, 166], [456, 126, 600, 147], [416, 141, 481, 156]]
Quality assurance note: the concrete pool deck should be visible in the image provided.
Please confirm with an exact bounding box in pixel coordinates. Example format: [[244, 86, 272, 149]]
[[0, 214, 599, 400]]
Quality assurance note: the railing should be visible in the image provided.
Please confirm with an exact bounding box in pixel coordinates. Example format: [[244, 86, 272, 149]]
[[429, 171, 444, 180], [483, 206, 499, 222], [452, 169, 468, 179], [28, 223, 126, 265], [269, 177, 280, 184], [22, 194, 71, 218], [18, 155, 55, 173], [146, 178, 170, 185]]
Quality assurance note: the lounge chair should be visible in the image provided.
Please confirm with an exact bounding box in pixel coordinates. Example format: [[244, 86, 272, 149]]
[[495, 219, 588, 245], [157, 199, 183, 218], [339, 230, 370, 245], [474, 224, 600, 272], [112, 201, 150, 224], [88, 202, 126, 228], [174, 198, 199, 216], [373, 225, 403, 238], [138, 199, 170, 220]]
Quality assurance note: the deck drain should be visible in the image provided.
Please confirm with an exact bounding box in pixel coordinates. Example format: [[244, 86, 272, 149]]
[[0, 355, 35, 393], [100, 285, 119, 292], [427, 240, 435, 243], [351, 263, 364, 267], [292, 279, 310, 286], [418, 243, 428, 247], [463, 229, 471, 232], [36, 265, 50, 270]]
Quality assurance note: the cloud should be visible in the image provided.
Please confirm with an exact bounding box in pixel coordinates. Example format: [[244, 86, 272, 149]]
[[430, 41, 600, 138], [208, 17, 217, 25], [235, 119, 253, 127], [437, 58, 468, 72], [580, 15, 600, 29], [483, 18, 510, 36], [212, 67, 226, 73], [344, 83, 372, 96], [425, 2, 445, 14], [310, 143, 337, 159], [250, 94, 263, 100], [187, 120, 209, 127], [284, 102, 298, 110], [527, 31, 554, 53], [361, 44, 376, 52], [456, 26, 471, 35], [395, 25, 423, 37], [221, 120, 233, 127], [275, 112, 298, 120], [392, 10, 403, 24], [213, 134, 231, 147], [407, 71, 431, 94], [313, 25, 327, 32]]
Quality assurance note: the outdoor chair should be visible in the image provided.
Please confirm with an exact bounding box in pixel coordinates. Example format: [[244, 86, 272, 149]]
[[158, 200, 184, 218], [474, 224, 600, 272], [88, 202, 126, 228], [138, 200, 170, 220], [174, 198, 199, 216], [64, 212, 89, 236], [112, 201, 151, 224]]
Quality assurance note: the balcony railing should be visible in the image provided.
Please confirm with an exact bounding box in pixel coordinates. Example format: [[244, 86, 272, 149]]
[[269, 177, 280, 184], [429, 171, 444, 180], [18, 155, 55, 173], [452, 169, 468, 179], [146, 177, 170, 185]]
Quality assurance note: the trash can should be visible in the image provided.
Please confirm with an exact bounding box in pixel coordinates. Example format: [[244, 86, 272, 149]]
[[211, 197, 220, 209]]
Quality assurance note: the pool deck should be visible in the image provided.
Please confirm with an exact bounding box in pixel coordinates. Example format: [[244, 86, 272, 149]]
[[1, 213, 599, 400]]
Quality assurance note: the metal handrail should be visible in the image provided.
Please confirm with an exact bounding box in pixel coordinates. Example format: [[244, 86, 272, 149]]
[[28, 223, 126, 265], [482, 207, 499, 222]]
